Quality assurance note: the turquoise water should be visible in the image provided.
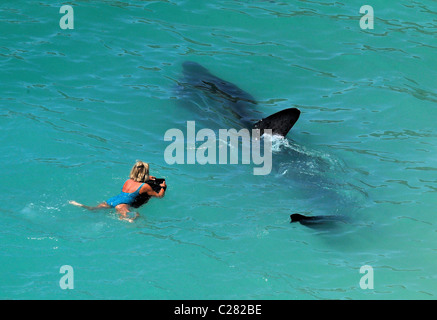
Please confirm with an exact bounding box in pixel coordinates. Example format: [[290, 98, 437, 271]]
[[1, 0, 436, 300]]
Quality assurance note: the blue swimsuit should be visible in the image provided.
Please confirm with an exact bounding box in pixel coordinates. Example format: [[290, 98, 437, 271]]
[[106, 182, 146, 208]]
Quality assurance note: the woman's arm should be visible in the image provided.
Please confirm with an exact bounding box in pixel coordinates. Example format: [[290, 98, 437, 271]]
[[141, 182, 166, 198]]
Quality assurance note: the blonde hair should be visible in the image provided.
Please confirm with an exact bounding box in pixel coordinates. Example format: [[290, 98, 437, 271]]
[[129, 161, 150, 182]]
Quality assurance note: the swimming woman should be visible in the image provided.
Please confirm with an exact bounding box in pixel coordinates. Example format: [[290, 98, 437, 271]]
[[69, 161, 166, 222]]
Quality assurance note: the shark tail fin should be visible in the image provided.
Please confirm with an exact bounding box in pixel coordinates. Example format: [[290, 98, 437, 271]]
[[253, 108, 300, 137]]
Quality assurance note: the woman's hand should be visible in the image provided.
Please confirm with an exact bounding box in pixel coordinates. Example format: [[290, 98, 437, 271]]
[[160, 181, 166, 188], [150, 176, 156, 180]]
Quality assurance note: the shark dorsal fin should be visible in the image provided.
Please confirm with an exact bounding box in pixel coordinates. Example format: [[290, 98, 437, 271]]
[[253, 108, 300, 137]]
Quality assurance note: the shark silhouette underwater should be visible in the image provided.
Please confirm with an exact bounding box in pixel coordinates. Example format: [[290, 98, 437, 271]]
[[177, 61, 300, 137], [176, 61, 352, 228]]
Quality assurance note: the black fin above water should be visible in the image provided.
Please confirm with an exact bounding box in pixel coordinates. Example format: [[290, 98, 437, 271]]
[[253, 108, 300, 137], [290, 213, 345, 229]]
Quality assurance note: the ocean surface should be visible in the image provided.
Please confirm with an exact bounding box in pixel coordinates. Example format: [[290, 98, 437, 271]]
[[1, 0, 436, 299]]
